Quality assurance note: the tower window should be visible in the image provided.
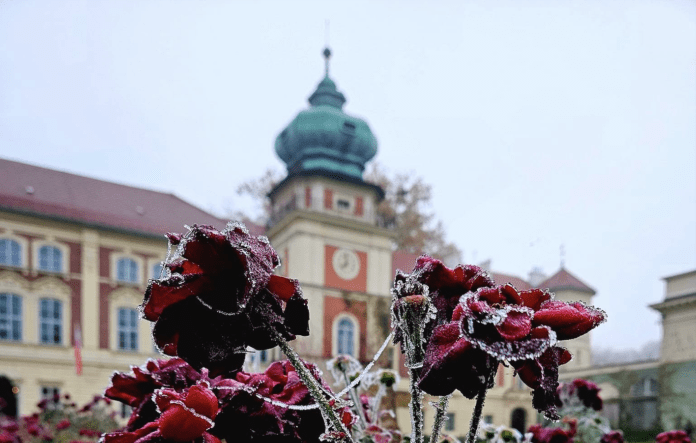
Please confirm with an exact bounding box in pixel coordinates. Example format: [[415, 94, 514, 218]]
[[337, 317, 355, 356], [337, 199, 350, 210]]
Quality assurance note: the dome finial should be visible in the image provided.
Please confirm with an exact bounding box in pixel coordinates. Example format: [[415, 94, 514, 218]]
[[323, 46, 332, 77]]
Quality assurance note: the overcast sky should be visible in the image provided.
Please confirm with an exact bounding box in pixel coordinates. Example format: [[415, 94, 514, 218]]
[[1, 0, 694, 352]]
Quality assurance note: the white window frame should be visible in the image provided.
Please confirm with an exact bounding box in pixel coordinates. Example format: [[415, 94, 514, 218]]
[[332, 313, 359, 358], [0, 237, 24, 268], [0, 292, 22, 342], [109, 287, 151, 353], [149, 258, 166, 281], [32, 277, 71, 347], [112, 254, 143, 285], [38, 297, 63, 345], [117, 307, 139, 352], [33, 241, 68, 274]]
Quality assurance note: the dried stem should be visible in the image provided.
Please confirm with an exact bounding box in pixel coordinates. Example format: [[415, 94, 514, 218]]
[[342, 371, 367, 430], [430, 394, 452, 443], [466, 369, 495, 443], [271, 329, 354, 443], [408, 367, 424, 443]]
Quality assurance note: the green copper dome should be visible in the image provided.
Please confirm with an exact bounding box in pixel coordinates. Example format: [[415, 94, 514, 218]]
[[275, 48, 378, 180]]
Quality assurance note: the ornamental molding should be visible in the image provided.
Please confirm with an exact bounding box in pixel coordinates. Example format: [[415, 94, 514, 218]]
[[0, 270, 30, 292], [32, 275, 71, 297], [109, 286, 142, 306]]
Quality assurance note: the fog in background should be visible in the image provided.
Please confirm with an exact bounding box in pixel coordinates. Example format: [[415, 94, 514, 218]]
[[1, 1, 694, 356]]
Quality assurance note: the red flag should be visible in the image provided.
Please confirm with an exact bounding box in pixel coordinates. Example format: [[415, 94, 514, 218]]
[[74, 324, 83, 376]]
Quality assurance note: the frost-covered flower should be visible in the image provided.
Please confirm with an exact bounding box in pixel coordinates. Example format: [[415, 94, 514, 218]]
[[105, 358, 205, 431], [213, 360, 352, 443], [391, 256, 494, 368], [558, 379, 603, 411], [656, 430, 692, 443], [415, 275, 605, 419], [601, 430, 625, 443], [142, 223, 310, 375], [103, 383, 219, 443], [528, 422, 577, 443]]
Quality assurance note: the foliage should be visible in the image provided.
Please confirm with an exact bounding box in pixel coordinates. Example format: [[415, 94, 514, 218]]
[[0, 393, 119, 443], [363, 163, 460, 262]]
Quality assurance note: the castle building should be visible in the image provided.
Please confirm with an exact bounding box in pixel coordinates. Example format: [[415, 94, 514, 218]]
[[0, 48, 600, 438]]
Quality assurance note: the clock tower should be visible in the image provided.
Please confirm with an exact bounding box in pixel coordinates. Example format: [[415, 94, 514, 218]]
[[266, 48, 395, 365]]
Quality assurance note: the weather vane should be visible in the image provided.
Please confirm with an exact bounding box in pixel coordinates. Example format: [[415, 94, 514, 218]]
[[324, 19, 331, 77]]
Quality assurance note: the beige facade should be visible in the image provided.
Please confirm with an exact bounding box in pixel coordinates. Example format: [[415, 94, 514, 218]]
[[0, 212, 167, 416]]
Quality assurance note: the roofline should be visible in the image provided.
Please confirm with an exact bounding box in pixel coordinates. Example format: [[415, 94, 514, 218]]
[[2, 156, 176, 196], [0, 205, 167, 241], [663, 269, 696, 281], [649, 292, 696, 311], [544, 284, 596, 295], [268, 168, 385, 200]]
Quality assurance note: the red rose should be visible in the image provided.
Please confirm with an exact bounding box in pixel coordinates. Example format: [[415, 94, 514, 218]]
[[528, 423, 576, 443], [394, 257, 605, 420], [656, 430, 692, 443], [142, 223, 310, 376], [601, 430, 625, 443], [214, 360, 346, 443], [103, 383, 220, 443]]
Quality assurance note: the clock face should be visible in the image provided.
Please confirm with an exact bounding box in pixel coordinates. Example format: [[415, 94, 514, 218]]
[[332, 248, 360, 280]]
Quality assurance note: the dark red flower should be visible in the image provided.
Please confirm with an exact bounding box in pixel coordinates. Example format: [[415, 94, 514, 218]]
[[103, 383, 220, 443], [656, 430, 692, 443], [56, 419, 71, 431], [105, 358, 206, 431], [78, 429, 102, 438], [213, 360, 346, 443], [601, 431, 625, 443], [394, 258, 605, 420], [528, 423, 576, 443], [142, 223, 310, 376], [559, 379, 603, 411]]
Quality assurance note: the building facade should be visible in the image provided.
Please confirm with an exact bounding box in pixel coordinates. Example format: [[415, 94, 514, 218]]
[[0, 49, 602, 439]]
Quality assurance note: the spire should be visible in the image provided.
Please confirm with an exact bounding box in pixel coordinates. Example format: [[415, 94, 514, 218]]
[[323, 47, 331, 77], [308, 47, 346, 109]]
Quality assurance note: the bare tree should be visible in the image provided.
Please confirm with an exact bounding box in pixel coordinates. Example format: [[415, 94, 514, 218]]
[[231, 164, 461, 262]]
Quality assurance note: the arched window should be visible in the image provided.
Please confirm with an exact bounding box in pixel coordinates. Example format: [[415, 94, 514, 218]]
[[337, 318, 355, 356], [118, 308, 138, 351], [116, 258, 139, 283], [38, 246, 62, 273], [0, 293, 22, 341], [0, 239, 22, 267], [511, 408, 526, 433], [39, 298, 62, 344], [152, 263, 163, 280]]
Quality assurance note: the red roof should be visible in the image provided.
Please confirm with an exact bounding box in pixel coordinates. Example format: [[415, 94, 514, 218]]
[[0, 158, 228, 237], [539, 268, 595, 294], [489, 272, 533, 291]]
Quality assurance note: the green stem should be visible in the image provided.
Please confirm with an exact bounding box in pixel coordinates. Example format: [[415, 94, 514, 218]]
[[430, 394, 451, 443], [271, 329, 354, 443], [408, 367, 424, 443]]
